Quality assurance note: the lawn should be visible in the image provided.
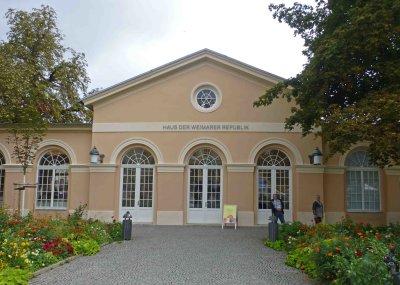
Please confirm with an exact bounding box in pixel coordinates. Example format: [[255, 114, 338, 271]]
[[265, 220, 400, 284], [0, 205, 122, 285]]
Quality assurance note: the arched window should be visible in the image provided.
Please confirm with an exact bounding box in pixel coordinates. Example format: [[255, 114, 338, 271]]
[[122, 148, 155, 165], [0, 152, 5, 206], [257, 149, 291, 167], [257, 149, 292, 224], [345, 150, 380, 211], [121, 148, 155, 216], [36, 151, 69, 209], [189, 148, 222, 166], [187, 148, 222, 223]]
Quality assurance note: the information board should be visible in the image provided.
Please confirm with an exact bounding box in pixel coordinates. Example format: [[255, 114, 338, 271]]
[[222, 204, 238, 229]]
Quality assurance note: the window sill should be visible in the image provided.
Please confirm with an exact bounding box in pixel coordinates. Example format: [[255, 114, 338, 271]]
[[347, 210, 382, 213], [35, 208, 67, 211]]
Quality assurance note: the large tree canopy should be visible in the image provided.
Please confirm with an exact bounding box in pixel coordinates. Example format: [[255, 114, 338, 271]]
[[0, 5, 92, 172], [0, 5, 92, 125], [254, 0, 400, 167]]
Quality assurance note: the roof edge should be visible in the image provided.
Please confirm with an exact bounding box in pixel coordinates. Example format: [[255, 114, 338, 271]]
[[83, 49, 285, 107]]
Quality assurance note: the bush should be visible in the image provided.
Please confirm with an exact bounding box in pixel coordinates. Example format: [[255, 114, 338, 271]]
[[264, 219, 400, 284], [82, 220, 110, 245], [71, 240, 100, 256], [0, 268, 31, 285], [0, 205, 122, 281], [105, 222, 122, 242], [29, 252, 61, 272]]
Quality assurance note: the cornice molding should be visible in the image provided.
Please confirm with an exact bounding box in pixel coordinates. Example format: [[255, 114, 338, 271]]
[[157, 164, 185, 173], [295, 165, 325, 174], [226, 164, 255, 173], [385, 167, 400, 176], [3, 164, 33, 173], [70, 165, 90, 173], [89, 164, 117, 173], [324, 166, 345, 175]]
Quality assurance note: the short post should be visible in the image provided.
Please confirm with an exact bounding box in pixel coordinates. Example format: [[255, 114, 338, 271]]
[[268, 215, 279, 242], [122, 211, 133, 240]]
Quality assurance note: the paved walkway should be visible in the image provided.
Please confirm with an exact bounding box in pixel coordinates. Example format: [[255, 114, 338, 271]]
[[30, 225, 315, 285]]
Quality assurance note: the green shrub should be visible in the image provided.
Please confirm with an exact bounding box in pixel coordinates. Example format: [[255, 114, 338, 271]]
[[0, 268, 31, 285], [29, 252, 61, 271], [71, 240, 100, 256], [82, 220, 110, 244], [264, 220, 400, 284], [264, 239, 286, 251], [286, 247, 317, 278], [105, 222, 122, 242]]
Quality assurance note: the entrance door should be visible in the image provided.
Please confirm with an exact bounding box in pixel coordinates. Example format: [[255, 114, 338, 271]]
[[120, 148, 154, 223], [257, 149, 292, 224], [187, 148, 222, 224]]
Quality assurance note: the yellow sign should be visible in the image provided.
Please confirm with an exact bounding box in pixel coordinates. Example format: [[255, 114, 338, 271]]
[[223, 204, 237, 223]]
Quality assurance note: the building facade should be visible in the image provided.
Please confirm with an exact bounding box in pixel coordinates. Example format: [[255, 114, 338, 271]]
[[1, 49, 399, 226]]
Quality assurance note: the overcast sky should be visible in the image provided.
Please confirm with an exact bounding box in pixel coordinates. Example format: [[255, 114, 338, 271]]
[[0, 0, 314, 91]]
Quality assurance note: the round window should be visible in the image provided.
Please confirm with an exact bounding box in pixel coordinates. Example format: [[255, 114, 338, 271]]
[[191, 85, 221, 112]]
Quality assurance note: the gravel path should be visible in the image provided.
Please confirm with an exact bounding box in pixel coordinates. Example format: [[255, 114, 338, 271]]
[[29, 225, 316, 285]]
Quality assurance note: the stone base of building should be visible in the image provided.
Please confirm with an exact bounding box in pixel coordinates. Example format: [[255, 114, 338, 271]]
[[157, 211, 184, 225]]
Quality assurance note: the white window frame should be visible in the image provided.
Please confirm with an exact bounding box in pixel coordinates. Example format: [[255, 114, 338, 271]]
[[345, 151, 381, 212], [256, 149, 292, 224], [36, 153, 69, 210], [120, 147, 155, 223], [187, 148, 223, 224], [191, 84, 222, 113]]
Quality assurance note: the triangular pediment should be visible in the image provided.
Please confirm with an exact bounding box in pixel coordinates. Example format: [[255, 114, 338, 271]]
[[83, 49, 284, 108]]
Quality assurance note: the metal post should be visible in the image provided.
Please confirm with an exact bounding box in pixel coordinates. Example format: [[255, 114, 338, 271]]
[[268, 215, 279, 242], [122, 211, 133, 240]]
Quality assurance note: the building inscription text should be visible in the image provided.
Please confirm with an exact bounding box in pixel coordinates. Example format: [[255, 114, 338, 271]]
[[162, 124, 250, 131]]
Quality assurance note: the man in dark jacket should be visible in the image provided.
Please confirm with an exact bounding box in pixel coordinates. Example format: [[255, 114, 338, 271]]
[[271, 194, 285, 223], [312, 195, 324, 224]]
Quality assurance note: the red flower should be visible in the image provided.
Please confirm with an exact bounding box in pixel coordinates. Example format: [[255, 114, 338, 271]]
[[355, 250, 363, 257], [65, 243, 74, 254], [52, 249, 62, 255], [375, 234, 383, 239]]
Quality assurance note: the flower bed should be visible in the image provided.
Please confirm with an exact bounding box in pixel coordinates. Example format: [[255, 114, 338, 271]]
[[265, 220, 400, 284], [0, 205, 122, 284]]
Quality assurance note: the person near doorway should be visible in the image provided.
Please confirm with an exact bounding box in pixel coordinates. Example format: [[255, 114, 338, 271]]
[[271, 194, 285, 224], [312, 195, 324, 225]]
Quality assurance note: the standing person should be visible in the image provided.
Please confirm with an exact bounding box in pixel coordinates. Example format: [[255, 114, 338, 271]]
[[312, 195, 324, 224], [271, 194, 285, 224]]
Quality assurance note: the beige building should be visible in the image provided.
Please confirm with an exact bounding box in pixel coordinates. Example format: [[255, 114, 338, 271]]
[[1, 49, 399, 226]]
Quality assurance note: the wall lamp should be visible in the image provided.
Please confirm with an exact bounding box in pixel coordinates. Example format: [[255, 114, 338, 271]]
[[308, 147, 322, 165], [90, 146, 105, 164]]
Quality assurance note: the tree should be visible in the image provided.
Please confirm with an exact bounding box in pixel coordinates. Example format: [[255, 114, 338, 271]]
[[0, 6, 92, 211], [254, 0, 400, 167]]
